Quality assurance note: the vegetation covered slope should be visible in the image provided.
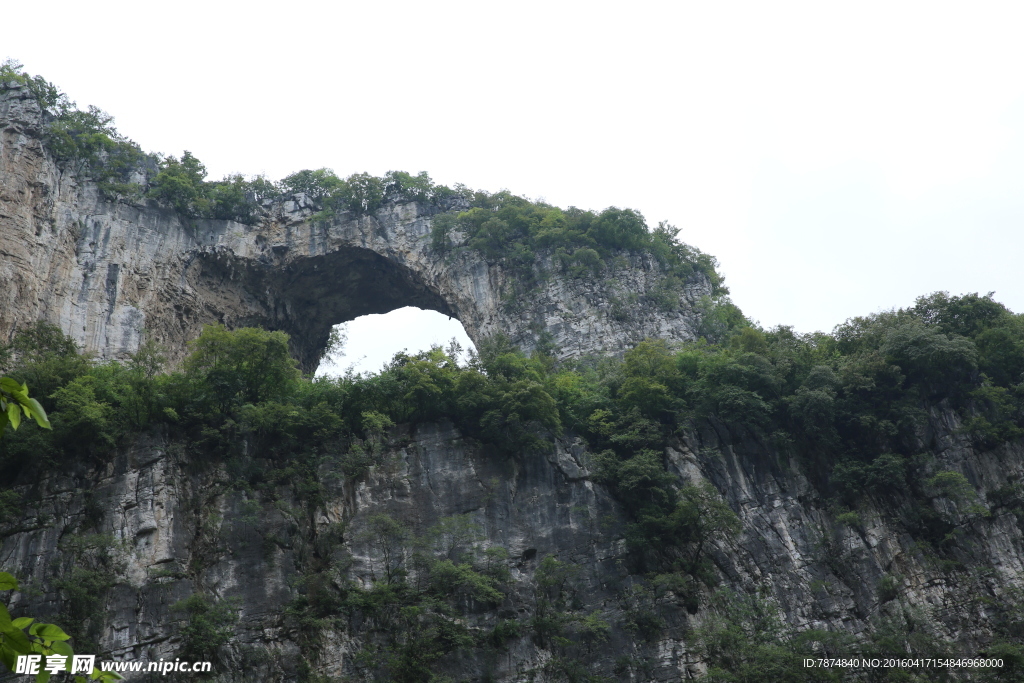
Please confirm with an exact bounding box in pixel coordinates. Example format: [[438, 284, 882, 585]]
[[1, 289, 1024, 681]]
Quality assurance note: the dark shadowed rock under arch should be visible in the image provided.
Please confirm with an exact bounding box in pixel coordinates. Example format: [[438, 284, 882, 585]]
[[0, 87, 710, 372]]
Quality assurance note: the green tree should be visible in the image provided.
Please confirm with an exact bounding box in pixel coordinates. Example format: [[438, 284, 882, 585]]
[[358, 514, 410, 584], [184, 324, 301, 412], [0, 59, 72, 115], [170, 594, 240, 661], [880, 320, 977, 394], [280, 167, 344, 200], [1, 321, 90, 400], [669, 481, 742, 573], [147, 151, 209, 216], [913, 291, 1010, 338], [618, 339, 682, 418], [694, 589, 845, 682]]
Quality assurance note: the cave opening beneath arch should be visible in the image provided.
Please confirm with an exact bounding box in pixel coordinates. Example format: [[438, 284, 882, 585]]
[[190, 243, 481, 375], [314, 306, 476, 376]]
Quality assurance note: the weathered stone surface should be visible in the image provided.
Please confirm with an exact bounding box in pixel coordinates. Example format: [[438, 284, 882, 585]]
[[2, 410, 1023, 681], [4, 85, 1024, 682], [0, 86, 710, 372]]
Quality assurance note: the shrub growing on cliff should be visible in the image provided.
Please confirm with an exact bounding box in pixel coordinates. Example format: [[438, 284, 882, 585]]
[[171, 594, 240, 662], [336, 514, 510, 682], [694, 589, 853, 682], [433, 192, 727, 306], [0, 322, 90, 401], [46, 106, 146, 199], [279, 168, 464, 222], [1, 63, 276, 217], [0, 59, 70, 113], [145, 153, 277, 221], [146, 151, 208, 216], [1, 60, 148, 200]]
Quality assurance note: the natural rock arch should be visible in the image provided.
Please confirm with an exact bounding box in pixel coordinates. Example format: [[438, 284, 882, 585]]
[[0, 87, 712, 369], [178, 201, 476, 373]]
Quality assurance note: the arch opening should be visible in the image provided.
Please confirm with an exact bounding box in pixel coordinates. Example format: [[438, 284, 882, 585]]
[[315, 307, 476, 376], [191, 244, 474, 374]]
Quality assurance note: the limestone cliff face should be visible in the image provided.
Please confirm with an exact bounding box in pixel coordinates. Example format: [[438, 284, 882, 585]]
[[0, 86, 710, 372], [4, 85, 1024, 682], [2, 409, 1022, 681]]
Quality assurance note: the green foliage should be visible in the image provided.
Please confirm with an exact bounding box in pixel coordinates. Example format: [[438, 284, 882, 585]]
[[913, 291, 1011, 339], [618, 339, 682, 418], [0, 328, 172, 480], [879, 319, 978, 396], [4, 62, 288, 216], [619, 583, 667, 640], [281, 168, 463, 222], [834, 510, 861, 529], [878, 575, 900, 603], [576, 610, 611, 651], [0, 573, 122, 682], [335, 514, 510, 682], [0, 60, 72, 115], [0, 489, 21, 526], [0, 331, 118, 681], [146, 151, 209, 215], [695, 589, 852, 682], [432, 191, 726, 309], [358, 514, 411, 584], [423, 514, 482, 561], [319, 325, 348, 369], [0, 377, 50, 441], [45, 106, 145, 198], [426, 559, 503, 604], [0, 374, 73, 681], [589, 345, 741, 577], [206, 174, 277, 222], [1, 60, 146, 201], [1, 321, 90, 400], [925, 473, 978, 505], [280, 168, 344, 199], [0, 288, 1021, 678], [50, 376, 116, 454], [184, 324, 301, 412], [530, 556, 580, 648], [980, 641, 1024, 682], [831, 453, 909, 501], [861, 606, 957, 680], [147, 152, 278, 221], [53, 564, 115, 653], [963, 384, 1024, 447], [170, 594, 240, 661], [696, 296, 750, 343]]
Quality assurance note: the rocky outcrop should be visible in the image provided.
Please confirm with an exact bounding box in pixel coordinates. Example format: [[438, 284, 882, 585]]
[[2, 408, 1022, 681], [5, 84, 1024, 682], [0, 86, 710, 372]]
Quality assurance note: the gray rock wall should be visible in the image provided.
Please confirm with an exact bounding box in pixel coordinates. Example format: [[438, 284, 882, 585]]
[[5, 85, 1024, 682], [2, 410, 1022, 681], [0, 86, 711, 373]]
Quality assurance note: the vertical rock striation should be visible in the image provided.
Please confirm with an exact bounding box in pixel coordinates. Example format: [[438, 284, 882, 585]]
[[1, 85, 711, 372], [2, 410, 1023, 681]]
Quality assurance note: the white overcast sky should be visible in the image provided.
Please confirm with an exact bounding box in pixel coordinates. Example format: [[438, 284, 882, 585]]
[[5, 1, 1023, 374]]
